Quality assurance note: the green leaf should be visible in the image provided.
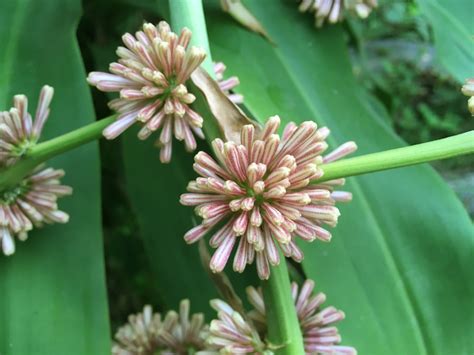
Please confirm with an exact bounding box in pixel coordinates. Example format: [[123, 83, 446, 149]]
[[0, 0, 110, 353], [206, 1, 474, 354], [416, 0, 474, 83], [122, 133, 220, 312]]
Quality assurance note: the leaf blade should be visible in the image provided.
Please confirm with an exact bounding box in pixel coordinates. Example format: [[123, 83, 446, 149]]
[[0, 0, 110, 353], [206, 2, 474, 353]]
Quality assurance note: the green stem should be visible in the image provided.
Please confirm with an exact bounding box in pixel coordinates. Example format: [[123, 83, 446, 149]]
[[0, 116, 115, 190], [317, 131, 474, 183], [169, 0, 214, 76], [169, 0, 221, 142], [30, 116, 115, 161], [262, 257, 305, 354], [169, 1, 305, 353]]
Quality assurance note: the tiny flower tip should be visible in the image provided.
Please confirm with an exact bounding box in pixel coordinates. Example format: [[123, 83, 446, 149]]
[[102, 127, 118, 140], [122, 32, 135, 44], [42, 85, 54, 96], [210, 299, 233, 314], [9, 107, 19, 116], [158, 20, 170, 31], [143, 22, 155, 31], [13, 94, 27, 102], [355, 4, 370, 18], [2, 238, 15, 256], [61, 213, 70, 223], [301, 120, 317, 130], [210, 262, 223, 274], [189, 47, 207, 62], [268, 115, 281, 124], [86, 72, 100, 85], [346, 141, 358, 152], [318, 126, 330, 136]]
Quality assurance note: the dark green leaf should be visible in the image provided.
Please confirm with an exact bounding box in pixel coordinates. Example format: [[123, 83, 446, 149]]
[[0, 0, 110, 353], [206, 1, 474, 353], [122, 132, 220, 312]]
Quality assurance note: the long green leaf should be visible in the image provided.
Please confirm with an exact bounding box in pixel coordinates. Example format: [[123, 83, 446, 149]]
[[0, 1, 110, 353], [416, 0, 474, 83], [206, 1, 474, 354], [122, 133, 220, 312], [121, 128, 259, 315]]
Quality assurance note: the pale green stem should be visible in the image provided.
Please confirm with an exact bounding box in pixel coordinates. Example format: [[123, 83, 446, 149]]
[[169, 0, 222, 142], [318, 130, 474, 183], [169, 0, 214, 76], [0, 116, 115, 190], [168, 1, 305, 353], [262, 257, 306, 354]]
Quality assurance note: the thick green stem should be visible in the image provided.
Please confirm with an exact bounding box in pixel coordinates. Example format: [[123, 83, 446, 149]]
[[317, 131, 474, 183], [169, 0, 221, 142], [30, 116, 115, 162], [0, 116, 115, 190], [169, 0, 214, 76], [169, 1, 305, 353], [262, 257, 306, 354]]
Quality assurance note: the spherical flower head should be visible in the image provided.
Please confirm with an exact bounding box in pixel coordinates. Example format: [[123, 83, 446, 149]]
[[113, 300, 209, 355], [461, 78, 474, 116], [298, 0, 377, 27], [0, 85, 54, 167], [87, 21, 207, 163], [0, 166, 72, 256], [214, 62, 244, 104], [180, 116, 357, 280], [206, 299, 268, 354], [246, 280, 356, 354]]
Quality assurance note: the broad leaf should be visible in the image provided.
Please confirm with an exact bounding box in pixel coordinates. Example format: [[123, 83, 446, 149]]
[[122, 133, 220, 312], [206, 1, 474, 354], [0, 1, 110, 353]]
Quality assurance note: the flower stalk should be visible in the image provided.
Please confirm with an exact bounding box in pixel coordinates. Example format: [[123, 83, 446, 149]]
[[2, 119, 471, 195], [169, 0, 214, 77], [169, 0, 223, 143], [318, 130, 474, 183], [261, 256, 306, 354], [0, 116, 115, 190], [169, 1, 306, 352]]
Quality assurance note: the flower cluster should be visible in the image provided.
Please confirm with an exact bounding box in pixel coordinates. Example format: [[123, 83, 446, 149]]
[[214, 62, 244, 104], [206, 299, 267, 354], [112, 300, 209, 355], [461, 78, 474, 115], [88, 21, 207, 163], [0, 166, 72, 255], [0, 86, 71, 256], [206, 279, 355, 354], [0, 85, 54, 167], [247, 280, 356, 354], [298, 0, 377, 27], [181, 116, 356, 279]]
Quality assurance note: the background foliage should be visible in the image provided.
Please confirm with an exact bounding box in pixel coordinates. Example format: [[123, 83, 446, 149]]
[[0, 0, 472, 354]]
